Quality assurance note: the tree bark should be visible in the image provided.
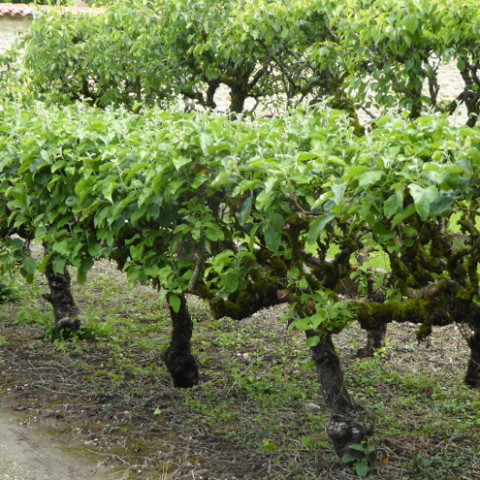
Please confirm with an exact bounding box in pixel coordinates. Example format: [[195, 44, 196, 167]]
[[357, 325, 387, 358], [357, 278, 387, 357], [465, 328, 480, 388], [206, 80, 220, 109], [42, 255, 80, 333], [229, 85, 248, 114], [308, 331, 372, 459], [162, 294, 199, 388]]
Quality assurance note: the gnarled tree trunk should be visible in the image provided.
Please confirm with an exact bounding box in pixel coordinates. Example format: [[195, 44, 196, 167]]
[[357, 325, 387, 358], [162, 294, 199, 388], [229, 85, 248, 114], [357, 274, 388, 358], [42, 254, 80, 333], [465, 327, 480, 388], [308, 331, 372, 459]]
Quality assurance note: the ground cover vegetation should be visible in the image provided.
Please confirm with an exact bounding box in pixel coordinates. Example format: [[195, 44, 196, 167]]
[[1, 0, 480, 477], [1, 269, 479, 479]]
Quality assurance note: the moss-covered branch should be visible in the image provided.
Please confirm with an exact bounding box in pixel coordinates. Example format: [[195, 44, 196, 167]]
[[350, 286, 480, 332]]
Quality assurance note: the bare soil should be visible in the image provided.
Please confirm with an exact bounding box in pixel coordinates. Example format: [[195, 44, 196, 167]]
[[0, 262, 295, 480], [1, 258, 480, 480], [0, 401, 119, 480]]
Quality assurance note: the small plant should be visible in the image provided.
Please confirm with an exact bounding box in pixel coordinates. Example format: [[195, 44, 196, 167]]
[[262, 439, 278, 453], [74, 316, 113, 340], [45, 316, 113, 342], [372, 342, 391, 360], [0, 281, 19, 302], [342, 441, 376, 478]]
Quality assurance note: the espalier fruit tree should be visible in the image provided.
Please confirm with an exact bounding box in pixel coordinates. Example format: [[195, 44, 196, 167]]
[[1, 101, 480, 462]]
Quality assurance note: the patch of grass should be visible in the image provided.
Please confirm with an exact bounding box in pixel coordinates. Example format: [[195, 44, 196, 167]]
[[0, 262, 480, 479], [0, 280, 20, 302]]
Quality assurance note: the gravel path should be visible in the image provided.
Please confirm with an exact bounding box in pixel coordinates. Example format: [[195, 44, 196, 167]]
[[0, 406, 120, 480]]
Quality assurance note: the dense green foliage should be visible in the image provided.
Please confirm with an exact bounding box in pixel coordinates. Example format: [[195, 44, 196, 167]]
[[1, 102, 479, 337], [1, 1, 70, 4], [3, 0, 478, 124]]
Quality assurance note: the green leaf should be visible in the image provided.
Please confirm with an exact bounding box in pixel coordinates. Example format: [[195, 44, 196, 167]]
[[296, 152, 318, 162], [168, 294, 181, 313], [130, 243, 143, 261], [409, 184, 438, 221], [78, 257, 94, 284], [306, 335, 321, 347], [52, 256, 67, 275], [21, 257, 37, 283], [238, 196, 253, 226], [344, 165, 369, 180], [355, 462, 370, 478], [342, 453, 358, 464], [102, 180, 117, 203], [404, 14, 419, 34], [383, 193, 402, 219], [131, 205, 147, 225], [306, 214, 336, 246], [391, 204, 416, 228], [210, 250, 234, 270], [205, 225, 224, 242], [429, 196, 454, 217], [301, 436, 315, 448], [221, 269, 241, 293], [172, 156, 191, 170], [158, 266, 174, 283], [264, 213, 284, 252], [77, 268, 87, 285], [332, 183, 346, 205], [358, 170, 382, 188], [348, 443, 367, 452], [256, 177, 277, 210]]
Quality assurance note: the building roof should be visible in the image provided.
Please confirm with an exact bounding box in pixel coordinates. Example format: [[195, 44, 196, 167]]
[[0, 3, 34, 17], [0, 3, 103, 18]]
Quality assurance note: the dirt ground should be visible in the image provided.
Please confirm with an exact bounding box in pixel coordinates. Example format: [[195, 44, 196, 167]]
[[1, 261, 479, 480], [0, 403, 120, 480]]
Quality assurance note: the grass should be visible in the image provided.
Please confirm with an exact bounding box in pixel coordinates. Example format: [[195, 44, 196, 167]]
[[0, 260, 479, 479]]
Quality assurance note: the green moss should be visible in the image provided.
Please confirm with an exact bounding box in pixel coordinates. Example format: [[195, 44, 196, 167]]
[[455, 287, 472, 302], [209, 273, 281, 320], [269, 255, 288, 276], [352, 297, 443, 331], [415, 323, 432, 342]]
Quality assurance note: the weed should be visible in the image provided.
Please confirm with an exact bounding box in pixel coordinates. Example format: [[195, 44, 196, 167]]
[[75, 316, 114, 340], [0, 281, 20, 302], [342, 441, 376, 478]]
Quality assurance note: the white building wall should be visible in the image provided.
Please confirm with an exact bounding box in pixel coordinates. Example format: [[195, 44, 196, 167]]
[[0, 17, 31, 53]]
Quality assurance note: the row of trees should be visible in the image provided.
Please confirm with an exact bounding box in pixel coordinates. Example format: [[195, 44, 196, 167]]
[[1, 0, 479, 126], [1, 100, 480, 461], [1, 0, 480, 472]]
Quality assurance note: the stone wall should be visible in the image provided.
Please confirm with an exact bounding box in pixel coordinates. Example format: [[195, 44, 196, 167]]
[[0, 16, 31, 53]]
